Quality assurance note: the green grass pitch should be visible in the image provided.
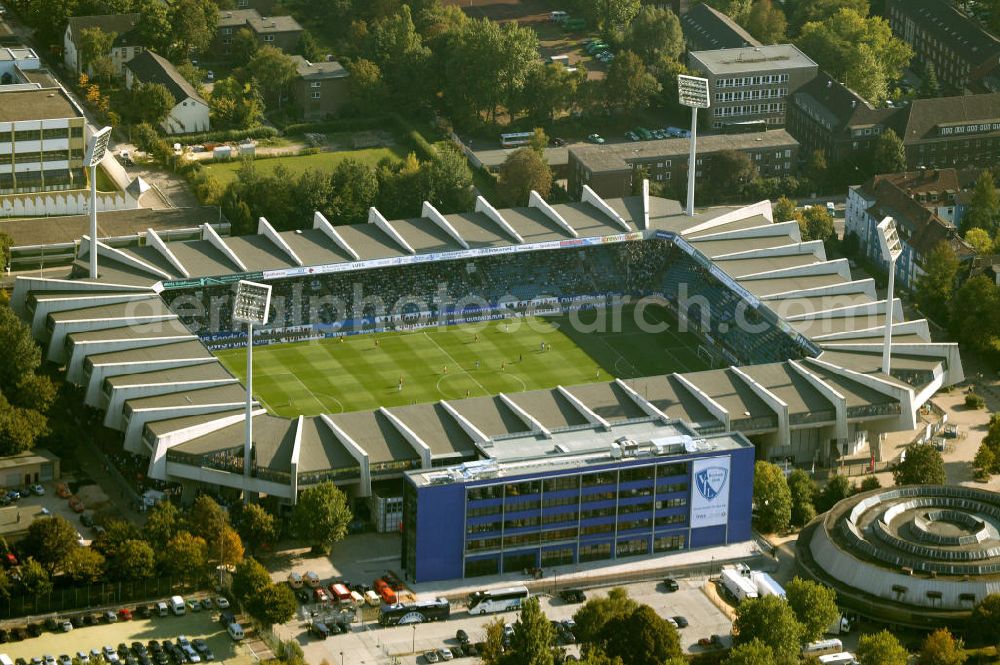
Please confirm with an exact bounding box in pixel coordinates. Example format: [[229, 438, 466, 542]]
[[215, 305, 709, 417]]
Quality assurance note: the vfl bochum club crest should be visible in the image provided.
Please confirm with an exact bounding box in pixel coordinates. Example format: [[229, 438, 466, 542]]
[[696, 466, 729, 501]]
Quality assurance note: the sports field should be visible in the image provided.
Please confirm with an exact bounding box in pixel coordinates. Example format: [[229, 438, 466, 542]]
[[215, 305, 709, 417]]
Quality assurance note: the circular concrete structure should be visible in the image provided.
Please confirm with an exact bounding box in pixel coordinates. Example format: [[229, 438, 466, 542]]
[[797, 485, 1000, 628]]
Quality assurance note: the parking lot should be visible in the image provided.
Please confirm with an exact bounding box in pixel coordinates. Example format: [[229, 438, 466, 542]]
[[282, 576, 732, 665], [0, 612, 253, 665]]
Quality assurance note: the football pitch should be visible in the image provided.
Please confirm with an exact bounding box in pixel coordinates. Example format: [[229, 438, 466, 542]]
[[215, 305, 709, 417]]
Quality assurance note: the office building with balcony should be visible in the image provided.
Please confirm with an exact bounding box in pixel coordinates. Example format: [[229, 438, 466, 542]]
[[0, 87, 86, 194]]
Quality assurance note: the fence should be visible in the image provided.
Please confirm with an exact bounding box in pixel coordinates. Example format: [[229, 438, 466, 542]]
[[0, 576, 184, 620]]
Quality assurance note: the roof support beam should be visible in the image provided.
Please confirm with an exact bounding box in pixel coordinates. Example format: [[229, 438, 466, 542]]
[[289, 416, 303, 501], [380, 407, 432, 468], [641, 179, 650, 230], [146, 228, 189, 278], [681, 200, 774, 235], [439, 400, 491, 445], [709, 240, 826, 262], [615, 378, 669, 421], [475, 195, 524, 243], [201, 224, 247, 272], [80, 236, 173, 280], [581, 185, 630, 231], [368, 207, 415, 254], [422, 201, 469, 249], [671, 373, 730, 430], [258, 217, 303, 266], [731, 367, 789, 446], [321, 414, 371, 497], [529, 190, 578, 238], [499, 393, 551, 438], [805, 357, 917, 431], [557, 385, 611, 430], [313, 212, 360, 260], [788, 360, 847, 444]]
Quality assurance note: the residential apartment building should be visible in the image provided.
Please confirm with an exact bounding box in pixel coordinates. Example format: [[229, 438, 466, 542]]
[[213, 9, 303, 57], [786, 71, 898, 165], [689, 45, 818, 129], [63, 14, 142, 77], [125, 51, 209, 135], [0, 88, 87, 194], [567, 130, 799, 199], [900, 93, 1000, 170], [886, 0, 1000, 93], [291, 56, 350, 120], [846, 171, 975, 291], [681, 3, 761, 51]]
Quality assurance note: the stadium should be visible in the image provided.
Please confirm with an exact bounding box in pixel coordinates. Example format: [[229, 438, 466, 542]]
[[11, 184, 963, 581]]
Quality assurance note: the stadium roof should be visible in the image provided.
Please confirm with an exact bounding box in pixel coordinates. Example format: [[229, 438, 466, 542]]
[[11, 192, 964, 499]]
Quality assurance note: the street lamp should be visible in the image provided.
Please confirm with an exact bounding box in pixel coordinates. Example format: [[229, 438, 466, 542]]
[[876, 217, 902, 376], [412, 624, 417, 653], [232, 280, 272, 497], [85, 126, 113, 279], [677, 75, 711, 217]]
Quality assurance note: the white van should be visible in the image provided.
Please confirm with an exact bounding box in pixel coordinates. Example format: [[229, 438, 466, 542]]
[[156, 601, 169, 616], [349, 590, 364, 606], [170, 595, 186, 616], [1, 653, 15, 665], [227, 623, 245, 641], [304, 571, 321, 588], [287, 572, 303, 589], [364, 590, 380, 607], [550, 10, 568, 21]]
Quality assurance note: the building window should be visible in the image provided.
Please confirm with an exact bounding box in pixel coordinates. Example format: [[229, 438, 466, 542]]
[[222, 27, 232, 35], [311, 91, 321, 99], [310, 81, 321, 88], [543, 476, 579, 493], [579, 542, 612, 563], [13, 130, 40, 142], [654, 533, 686, 552], [541, 547, 574, 566], [42, 128, 68, 140], [616, 538, 649, 557], [264, 34, 275, 42]]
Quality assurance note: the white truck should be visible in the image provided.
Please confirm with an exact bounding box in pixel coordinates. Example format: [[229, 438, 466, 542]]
[[819, 653, 857, 665], [750, 571, 786, 598], [170, 595, 186, 616], [720, 568, 759, 602], [826, 614, 852, 635]]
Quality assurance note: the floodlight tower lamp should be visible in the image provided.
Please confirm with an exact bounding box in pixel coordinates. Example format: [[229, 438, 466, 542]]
[[233, 280, 272, 495], [876, 217, 903, 376], [85, 126, 113, 279], [676, 75, 710, 217]]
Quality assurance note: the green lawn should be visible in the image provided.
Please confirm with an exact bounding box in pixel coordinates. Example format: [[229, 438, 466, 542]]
[[215, 306, 709, 417], [202, 147, 405, 186]]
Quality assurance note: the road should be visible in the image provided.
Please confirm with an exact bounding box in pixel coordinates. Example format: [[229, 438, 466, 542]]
[[281, 577, 734, 665]]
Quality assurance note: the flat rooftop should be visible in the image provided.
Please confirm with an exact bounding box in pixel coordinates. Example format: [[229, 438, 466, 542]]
[[0, 87, 81, 122], [690, 44, 817, 74], [408, 419, 750, 487]]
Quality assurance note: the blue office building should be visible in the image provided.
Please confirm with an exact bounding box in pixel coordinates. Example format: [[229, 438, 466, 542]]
[[402, 420, 754, 583]]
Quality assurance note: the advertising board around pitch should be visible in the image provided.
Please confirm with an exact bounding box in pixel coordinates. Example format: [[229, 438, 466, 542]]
[[690, 456, 731, 528]]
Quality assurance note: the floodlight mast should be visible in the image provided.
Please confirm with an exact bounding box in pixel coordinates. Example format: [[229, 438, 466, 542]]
[[233, 280, 272, 499], [85, 126, 113, 279], [677, 75, 710, 217], [876, 217, 903, 376]]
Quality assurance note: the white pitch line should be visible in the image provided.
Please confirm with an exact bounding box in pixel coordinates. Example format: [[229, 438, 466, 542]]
[[422, 331, 491, 396]]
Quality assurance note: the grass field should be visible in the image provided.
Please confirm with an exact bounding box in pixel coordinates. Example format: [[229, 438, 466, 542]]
[[215, 306, 709, 417], [202, 146, 405, 186]]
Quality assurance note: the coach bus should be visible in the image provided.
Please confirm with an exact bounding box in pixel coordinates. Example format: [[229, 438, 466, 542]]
[[378, 598, 451, 626], [467, 585, 530, 615], [802, 639, 844, 657], [500, 132, 534, 148]]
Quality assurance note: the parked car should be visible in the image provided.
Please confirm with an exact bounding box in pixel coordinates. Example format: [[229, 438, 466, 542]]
[[456, 629, 469, 645], [60, 619, 72, 632], [75, 653, 90, 664], [559, 589, 586, 603], [80, 513, 94, 527], [191, 639, 214, 661], [586, 133, 605, 144], [201, 598, 213, 610], [56, 483, 71, 498], [118, 608, 132, 621], [186, 600, 201, 613], [673, 616, 688, 628], [424, 652, 439, 664], [104, 610, 118, 623], [662, 577, 679, 592], [551, 137, 567, 147], [215, 597, 230, 609], [437, 648, 454, 661]]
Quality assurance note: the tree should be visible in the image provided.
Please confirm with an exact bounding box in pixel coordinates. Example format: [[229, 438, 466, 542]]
[[211, 525, 245, 569], [247, 46, 299, 110], [129, 82, 175, 127], [918, 61, 941, 99], [347, 58, 388, 113], [587, 0, 642, 40], [63, 547, 105, 584], [971, 594, 1000, 644], [163, 531, 207, 580], [143, 500, 180, 545], [297, 30, 322, 62], [872, 129, 906, 175], [171, 0, 219, 56], [961, 170, 1000, 236], [232, 556, 272, 604], [0, 303, 54, 455], [248, 584, 298, 626], [857, 631, 908, 665], [133, 0, 173, 52], [746, 0, 787, 44], [229, 27, 259, 65], [110, 539, 156, 581], [601, 51, 660, 115], [480, 618, 508, 665], [498, 148, 552, 207], [858, 476, 881, 492], [573, 588, 638, 645], [799, 206, 835, 242], [233, 503, 277, 554], [733, 595, 804, 665], [188, 495, 229, 544], [326, 158, 379, 225], [77, 27, 116, 82], [787, 469, 816, 528], [422, 144, 473, 213], [796, 10, 912, 106], [915, 241, 959, 324], [209, 77, 264, 130], [919, 628, 966, 665], [950, 275, 1000, 355], [894, 443, 946, 485], [624, 6, 684, 66], [24, 516, 79, 573], [291, 481, 352, 554], [502, 596, 558, 665], [601, 604, 682, 665], [774, 196, 798, 224], [726, 639, 777, 665], [708, 150, 757, 202], [815, 474, 853, 513], [367, 6, 433, 109], [788, 0, 870, 30], [965, 228, 993, 255], [517, 63, 584, 126], [92, 519, 140, 559], [19, 557, 52, 596], [785, 577, 839, 641], [753, 461, 792, 533]]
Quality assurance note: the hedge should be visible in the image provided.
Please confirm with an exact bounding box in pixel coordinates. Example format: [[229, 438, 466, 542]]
[[169, 126, 279, 144], [283, 115, 389, 136], [388, 112, 438, 162]]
